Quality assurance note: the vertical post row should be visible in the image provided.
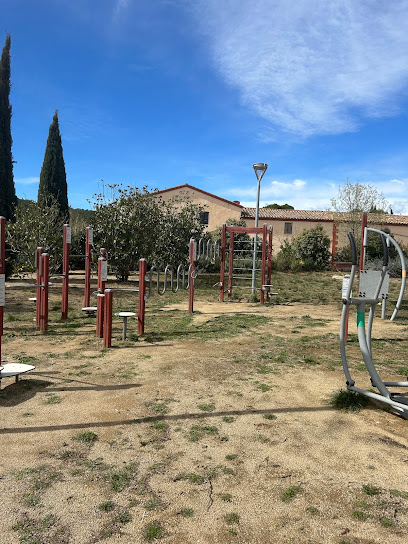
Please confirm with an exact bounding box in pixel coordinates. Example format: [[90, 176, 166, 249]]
[[84, 227, 93, 308], [40, 253, 49, 332], [219, 224, 226, 302], [267, 227, 273, 303], [96, 249, 107, 338], [228, 230, 234, 299], [35, 247, 44, 328], [189, 239, 195, 314], [0, 217, 5, 363], [138, 258, 147, 336], [260, 224, 267, 305], [61, 224, 71, 320], [103, 289, 113, 348]]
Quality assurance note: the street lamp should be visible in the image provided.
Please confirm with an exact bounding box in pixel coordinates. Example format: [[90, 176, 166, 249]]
[[251, 163, 268, 294]]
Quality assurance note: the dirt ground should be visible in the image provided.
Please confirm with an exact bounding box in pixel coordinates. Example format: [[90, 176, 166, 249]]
[[0, 283, 407, 544]]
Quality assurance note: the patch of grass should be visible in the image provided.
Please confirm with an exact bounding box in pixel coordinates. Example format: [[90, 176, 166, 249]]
[[379, 516, 394, 528], [145, 401, 170, 414], [352, 509, 369, 521], [222, 416, 235, 423], [225, 512, 240, 525], [197, 403, 215, 412], [98, 500, 115, 512], [188, 424, 219, 442], [330, 389, 369, 411], [390, 489, 408, 499], [257, 434, 270, 443], [175, 472, 205, 485], [263, 414, 277, 420], [362, 484, 380, 496], [281, 485, 302, 502], [72, 430, 98, 444], [117, 510, 132, 524], [151, 422, 169, 432], [306, 506, 319, 515], [45, 393, 61, 405], [110, 462, 138, 492], [179, 507, 194, 518], [258, 383, 272, 392], [144, 497, 160, 511], [24, 492, 41, 507], [143, 520, 164, 541], [225, 454, 238, 461], [220, 493, 232, 502]]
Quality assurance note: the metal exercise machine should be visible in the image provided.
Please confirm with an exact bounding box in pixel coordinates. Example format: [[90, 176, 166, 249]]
[[340, 230, 408, 419]]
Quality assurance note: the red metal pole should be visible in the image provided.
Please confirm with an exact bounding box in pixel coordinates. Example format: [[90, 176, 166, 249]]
[[61, 224, 70, 320], [138, 258, 147, 336], [331, 222, 338, 269], [359, 212, 368, 272], [40, 253, 49, 332], [228, 229, 234, 299], [96, 251, 107, 338], [0, 217, 5, 363], [267, 227, 273, 302], [260, 224, 267, 305], [35, 247, 44, 328], [220, 224, 226, 302], [84, 226, 93, 307], [103, 289, 113, 348], [189, 239, 195, 314]]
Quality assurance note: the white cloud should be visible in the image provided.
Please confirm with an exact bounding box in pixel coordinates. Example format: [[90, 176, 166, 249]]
[[113, 0, 130, 22], [14, 177, 39, 185], [190, 1, 408, 136]]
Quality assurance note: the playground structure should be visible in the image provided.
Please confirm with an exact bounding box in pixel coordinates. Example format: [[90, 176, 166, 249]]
[[340, 229, 408, 419], [219, 223, 274, 304], [97, 240, 196, 348]]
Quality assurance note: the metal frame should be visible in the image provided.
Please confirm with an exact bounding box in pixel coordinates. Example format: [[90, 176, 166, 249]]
[[340, 231, 408, 419]]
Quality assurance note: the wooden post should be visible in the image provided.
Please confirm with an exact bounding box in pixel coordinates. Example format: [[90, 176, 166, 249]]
[[228, 230, 234, 298], [359, 212, 368, 272], [189, 239, 195, 313], [96, 250, 107, 338], [331, 222, 338, 269], [84, 226, 93, 308], [61, 224, 70, 320], [40, 253, 49, 332], [103, 289, 113, 348], [35, 247, 43, 328], [138, 258, 147, 336], [267, 227, 273, 302], [220, 224, 226, 302], [260, 224, 267, 305]]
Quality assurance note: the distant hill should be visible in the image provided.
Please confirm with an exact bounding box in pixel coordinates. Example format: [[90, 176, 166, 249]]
[[17, 198, 95, 225]]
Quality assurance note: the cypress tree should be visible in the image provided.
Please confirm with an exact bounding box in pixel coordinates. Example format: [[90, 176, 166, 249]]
[[0, 34, 17, 220], [38, 110, 69, 220]]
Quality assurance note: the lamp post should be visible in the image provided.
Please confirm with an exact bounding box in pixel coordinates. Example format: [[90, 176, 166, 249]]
[[251, 163, 268, 294]]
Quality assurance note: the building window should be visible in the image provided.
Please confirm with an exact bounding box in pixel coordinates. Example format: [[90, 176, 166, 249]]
[[284, 222, 292, 234], [200, 211, 209, 225]]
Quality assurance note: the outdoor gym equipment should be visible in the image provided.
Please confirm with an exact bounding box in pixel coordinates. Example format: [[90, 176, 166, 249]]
[[360, 215, 406, 321], [219, 223, 274, 304], [197, 238, 220, 261], [101, 240, 196, 347], [0, 217, 35, 387], [340, 230, 408, 419]]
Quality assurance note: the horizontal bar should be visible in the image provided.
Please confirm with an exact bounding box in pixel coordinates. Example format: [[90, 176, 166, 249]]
[[226, 227, 264, 234]]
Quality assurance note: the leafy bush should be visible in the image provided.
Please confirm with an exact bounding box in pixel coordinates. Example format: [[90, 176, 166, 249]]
[[276, 225, 331, 272]]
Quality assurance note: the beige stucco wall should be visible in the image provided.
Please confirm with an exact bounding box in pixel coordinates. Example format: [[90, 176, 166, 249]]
[[156, 187, 242, 232], [243, 218, 334, 255]]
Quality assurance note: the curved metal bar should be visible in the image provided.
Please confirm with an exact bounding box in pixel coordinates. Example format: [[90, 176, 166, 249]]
[[365, 227, 406, 321]]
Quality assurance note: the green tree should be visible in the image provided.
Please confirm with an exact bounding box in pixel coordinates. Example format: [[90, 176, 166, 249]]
[[6, 197, 63, 275], [264, 203, 294, 209], [91, 185, 204, 281], [276, 225, 331, 272], [0, 34, 17, 221], [38, 110, 69, 220]]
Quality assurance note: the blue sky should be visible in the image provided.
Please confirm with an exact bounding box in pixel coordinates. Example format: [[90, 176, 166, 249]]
[[4, 0, 408, 213]]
